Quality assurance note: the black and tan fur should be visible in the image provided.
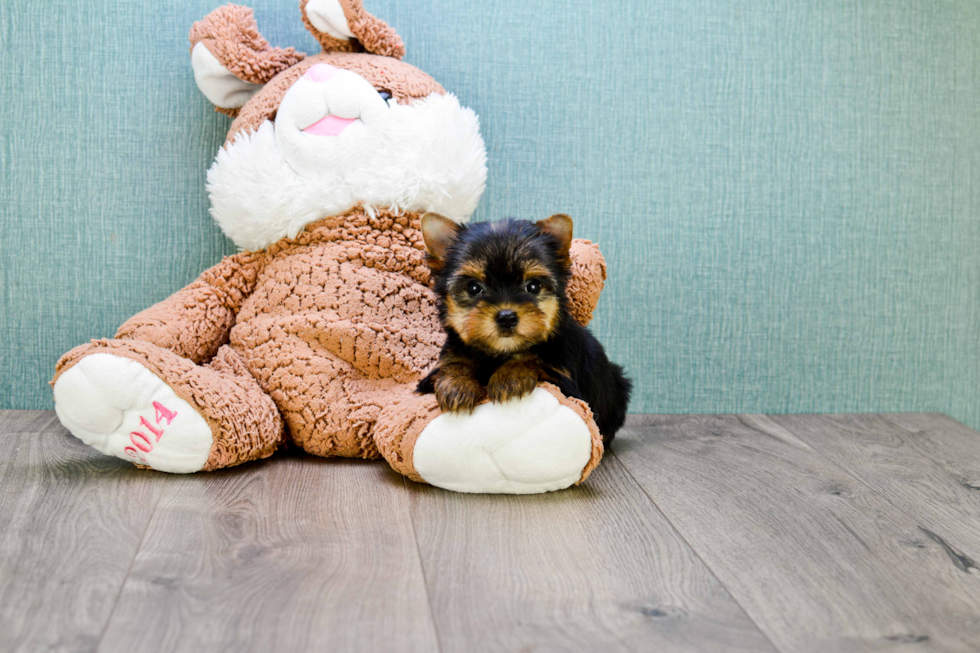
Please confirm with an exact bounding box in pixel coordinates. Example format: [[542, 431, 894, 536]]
[[417, 213, 632, 444]]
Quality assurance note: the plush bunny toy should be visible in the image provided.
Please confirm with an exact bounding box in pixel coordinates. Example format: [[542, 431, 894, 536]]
[[51, 0, 609, 493]]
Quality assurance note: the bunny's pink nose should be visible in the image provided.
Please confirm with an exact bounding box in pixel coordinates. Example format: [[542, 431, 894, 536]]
[[304, 63, 341, 83]]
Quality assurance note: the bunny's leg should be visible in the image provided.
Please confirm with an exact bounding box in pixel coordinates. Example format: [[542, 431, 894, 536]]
[[53, 341, 282, 472], [372, 383, 604, 494]]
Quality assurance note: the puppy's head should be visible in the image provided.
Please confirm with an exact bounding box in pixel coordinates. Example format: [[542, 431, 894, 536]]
[[421, 213, 574, 355]]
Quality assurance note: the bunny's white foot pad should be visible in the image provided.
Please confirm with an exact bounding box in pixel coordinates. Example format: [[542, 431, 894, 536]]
[[53, 354, 213, 473], [412, 387, 594, 494]]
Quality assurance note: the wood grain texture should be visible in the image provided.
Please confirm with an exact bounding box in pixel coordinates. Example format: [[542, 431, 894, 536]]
[[8, 410, 980, 652], [407, 455, 776, 653], [0, 411, 167, 653], [97, 454, 439, 653], [770, 413, 980, 564], [614, 414, 980, 653]]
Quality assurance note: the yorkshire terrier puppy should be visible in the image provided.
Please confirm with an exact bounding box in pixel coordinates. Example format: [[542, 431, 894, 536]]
[[417, 213, 632, 443]]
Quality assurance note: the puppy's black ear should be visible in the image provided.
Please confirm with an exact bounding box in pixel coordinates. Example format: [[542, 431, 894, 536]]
[[421, 212, 461, 271], [537, 214, 573, 263]]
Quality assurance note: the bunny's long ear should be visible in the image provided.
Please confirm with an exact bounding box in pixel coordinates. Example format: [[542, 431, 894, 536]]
[[190, 5, 305, 115], [301, 0, 405, 59]]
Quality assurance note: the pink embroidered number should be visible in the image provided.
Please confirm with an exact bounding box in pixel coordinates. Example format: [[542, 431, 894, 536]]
[[140, 416, 163, 441], [124, 402, 178, 463], [129, 431, 152, 452], [154, 401, 177, 425]]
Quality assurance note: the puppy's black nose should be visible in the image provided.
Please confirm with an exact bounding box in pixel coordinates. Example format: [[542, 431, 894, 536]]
[[495, 309, 519, 330]]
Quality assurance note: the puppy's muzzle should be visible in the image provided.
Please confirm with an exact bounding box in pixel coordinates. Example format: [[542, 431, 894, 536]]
[[495, 309, 519, 331]]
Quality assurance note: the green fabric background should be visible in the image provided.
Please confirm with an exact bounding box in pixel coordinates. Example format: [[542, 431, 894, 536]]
[[1, 1, 978, 428]]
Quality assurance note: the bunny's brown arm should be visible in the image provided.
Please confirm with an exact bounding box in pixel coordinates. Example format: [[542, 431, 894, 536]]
[[566, 239, 607, 326], [114, 251, 265, 364]]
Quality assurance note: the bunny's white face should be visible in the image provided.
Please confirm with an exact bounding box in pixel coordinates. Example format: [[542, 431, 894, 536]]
[[275, 63, 394, 177], [206, 74, 485, 250]]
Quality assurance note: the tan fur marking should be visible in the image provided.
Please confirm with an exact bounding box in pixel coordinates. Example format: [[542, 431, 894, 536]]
[[433, 356, 484, 413], [522, 262, 551, 280], [456, 261, 486, 282], [461, 303, 506, 351], [542, 365, 571, 387], [538, 295, 560, 337], [444, 295, 470, 336], [453, 300, 558, 355], [487, 354, 544, 403]]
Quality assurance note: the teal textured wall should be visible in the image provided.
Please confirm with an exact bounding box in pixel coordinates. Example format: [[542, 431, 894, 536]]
[[2, 1, 978, 427]]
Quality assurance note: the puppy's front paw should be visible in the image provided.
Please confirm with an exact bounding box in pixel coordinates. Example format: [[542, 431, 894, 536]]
[[488, 361, 540, 403], [435, 372, 484, 414]]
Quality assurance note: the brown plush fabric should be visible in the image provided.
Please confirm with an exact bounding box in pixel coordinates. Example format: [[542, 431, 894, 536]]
[[337, 0, 405, 59], [190, 5, 305, 85], [300, 0, 406, 59], [299, 0, 356, 54], [225, 51, 445, 144], [228, 208, 440, 458], [566, 239, 607, 327], [115, 251, 265, 364], [372, 385, 441, 483], [215, 106, 240, 118]]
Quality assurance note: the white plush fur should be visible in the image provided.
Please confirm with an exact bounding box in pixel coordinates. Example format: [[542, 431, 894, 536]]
[[207, 85, 487, 250], [413, 388, 594, 494], [191, 42, 263, 110], [54, 354, 213, 474], [305, 0, 355, 39]]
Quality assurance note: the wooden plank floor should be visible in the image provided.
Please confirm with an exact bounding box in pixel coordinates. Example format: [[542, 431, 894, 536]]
[[2, 411, 979, 652]]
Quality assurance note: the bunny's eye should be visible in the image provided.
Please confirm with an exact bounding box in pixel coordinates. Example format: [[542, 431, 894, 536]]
[[377, 89, 392, 102]]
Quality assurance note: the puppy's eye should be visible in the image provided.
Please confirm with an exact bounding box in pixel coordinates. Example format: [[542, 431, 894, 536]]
[[377, 89, 392, 102], [466, 281, 484, 297], [525, 280, 542, 295]]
